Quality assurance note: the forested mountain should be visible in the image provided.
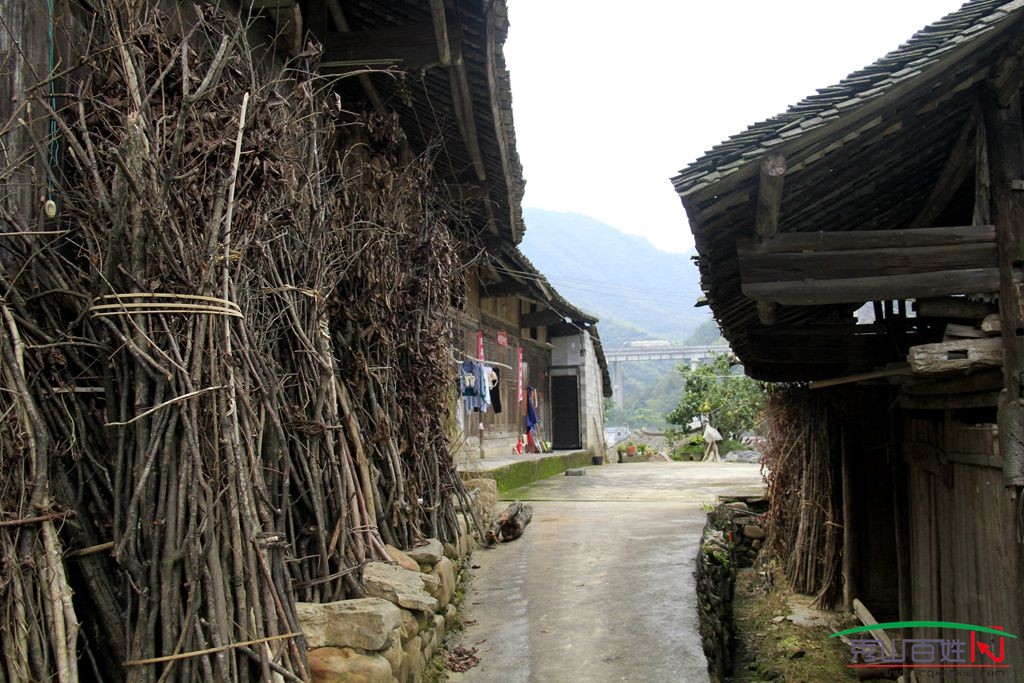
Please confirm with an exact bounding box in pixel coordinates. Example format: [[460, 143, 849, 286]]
[[520, 209, 721, 426]]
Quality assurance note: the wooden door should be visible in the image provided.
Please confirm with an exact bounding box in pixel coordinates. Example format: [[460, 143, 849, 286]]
[[551, 375, 580, 450]]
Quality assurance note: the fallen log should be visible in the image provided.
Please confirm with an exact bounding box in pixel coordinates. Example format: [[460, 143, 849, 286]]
[[485, 501, 534, 544]]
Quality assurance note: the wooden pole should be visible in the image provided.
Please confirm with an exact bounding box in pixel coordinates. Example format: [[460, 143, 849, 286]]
[[888, 396, 912, 627], [983, 90, 1024, 487], [841, 425, 858, 611]]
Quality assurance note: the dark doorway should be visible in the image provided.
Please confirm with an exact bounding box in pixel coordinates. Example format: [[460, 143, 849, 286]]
[[551, 375, 581, 450]]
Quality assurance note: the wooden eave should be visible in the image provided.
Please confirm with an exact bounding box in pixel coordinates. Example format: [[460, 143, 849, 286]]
[[673, 2, 1024, 382], [310, 0, 524, 245]]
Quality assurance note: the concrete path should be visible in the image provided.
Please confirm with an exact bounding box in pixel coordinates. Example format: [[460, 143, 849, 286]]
[[448, 462, 764, 683]]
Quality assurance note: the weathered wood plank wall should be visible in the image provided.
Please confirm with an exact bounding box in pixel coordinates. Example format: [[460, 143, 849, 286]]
[[904, 418, 1022, 681]]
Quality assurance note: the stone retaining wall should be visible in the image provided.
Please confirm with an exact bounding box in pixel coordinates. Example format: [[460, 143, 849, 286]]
[[298, 479, 498, 682], [695, 499, 768, 682]]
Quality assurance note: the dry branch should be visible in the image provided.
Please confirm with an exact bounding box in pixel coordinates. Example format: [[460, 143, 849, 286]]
[[0, 3, 478, 680]]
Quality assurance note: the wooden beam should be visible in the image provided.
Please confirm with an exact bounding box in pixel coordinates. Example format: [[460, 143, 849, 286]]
[[738, 224, 995, 255], [739, 242, 996, 284], [909, 107, 978, 228], [484, 8, 520, 241], [449, 182, 488, 201], [974, 111, 991, 225], [742, 268, 1000, 306], [755, 153, 786, 238], [547, 322, 583, 338], [841, 442, 857, 611], [852, 600, 897, 660], [754, 154, 785, 324], [740, 224, 999, 305], [914, 296, 996, 320], [901, 368, 1004, 396], [989, 38, 1024, 108], [984, 90, 1024, 486], [246, 1, 303, 55], [430, 0, 451, 67], [755, 300, 776, 325], [480, 281, 527, 298], [321, 21, 442, 69], [519, 309, 565, 328], [898, 391, 999, 410], [809, 365, 911, 390], [324, 0, 385, 114], [907, 337, 1002, 375], [449, 57, 487, 182]]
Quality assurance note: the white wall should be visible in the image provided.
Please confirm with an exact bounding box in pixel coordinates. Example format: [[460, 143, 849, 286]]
[[580, 331, 606, 453]]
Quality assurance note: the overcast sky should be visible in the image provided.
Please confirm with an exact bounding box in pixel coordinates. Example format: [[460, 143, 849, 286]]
[[503, 0, 968, 254]]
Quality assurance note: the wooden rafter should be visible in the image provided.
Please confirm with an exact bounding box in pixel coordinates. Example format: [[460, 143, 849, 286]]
[[320, 21, 442, 69], [430, 0, 451, 67], [323, 0, 385, 113], [909, 105, 979, 228], [448, 55, 487, 183], [245, 0, 303, 55]]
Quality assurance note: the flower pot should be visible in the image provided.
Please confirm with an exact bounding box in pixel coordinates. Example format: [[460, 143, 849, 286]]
[[626, 445, 637, 457]]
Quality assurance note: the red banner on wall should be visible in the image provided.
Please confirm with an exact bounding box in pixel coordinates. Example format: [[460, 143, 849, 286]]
[[517, 345, 524, 402], [497, 330, 508, 347], [477, 330, 484, 360]]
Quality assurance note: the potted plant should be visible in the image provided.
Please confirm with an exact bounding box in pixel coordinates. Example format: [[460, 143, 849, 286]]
[[616, 444, 627, 463], [626, 442, 637, 458]]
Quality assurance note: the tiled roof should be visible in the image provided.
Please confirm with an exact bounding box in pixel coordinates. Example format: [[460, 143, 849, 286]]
[[673, 0, 1024, 199], [670, 0, 1024, 381]]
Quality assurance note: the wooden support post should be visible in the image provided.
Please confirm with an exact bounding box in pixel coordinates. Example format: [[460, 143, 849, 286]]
[[889, 401, 913, 627], [975, 112, 992, 226], [841, 427, 858, 611], [754, 153, 785, 324], [984, 91, 1024, 487]]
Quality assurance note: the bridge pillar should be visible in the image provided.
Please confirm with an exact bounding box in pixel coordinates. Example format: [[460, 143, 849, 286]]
[[613, 360, 624, 407]]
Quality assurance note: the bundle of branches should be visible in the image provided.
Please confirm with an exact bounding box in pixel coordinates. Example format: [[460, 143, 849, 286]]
[[0, 3, 477, 680], [761, 387, 843, 609]]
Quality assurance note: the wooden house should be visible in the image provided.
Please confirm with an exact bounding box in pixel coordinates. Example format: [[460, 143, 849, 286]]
[[0, 0, 607, 677], [456, 247, 611, 458], [675, 0, 1024, 676]]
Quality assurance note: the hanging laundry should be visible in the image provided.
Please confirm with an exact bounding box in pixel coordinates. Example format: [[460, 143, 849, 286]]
[[460, 360, 488, 413], [525, 385, 539, 431], [488, 367, 502, 414], [481, 364, 495, 410], [474, 362, 490, 413]]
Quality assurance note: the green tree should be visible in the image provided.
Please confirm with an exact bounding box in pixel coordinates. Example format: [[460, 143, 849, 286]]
[[666, 354, 764, 440]]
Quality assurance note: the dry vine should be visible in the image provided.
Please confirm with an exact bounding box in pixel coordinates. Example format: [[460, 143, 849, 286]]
[[0, 3, 478, 680]]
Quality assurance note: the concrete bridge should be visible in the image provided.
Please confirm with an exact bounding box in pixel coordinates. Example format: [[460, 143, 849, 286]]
[[605, 343, 731, 406]]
